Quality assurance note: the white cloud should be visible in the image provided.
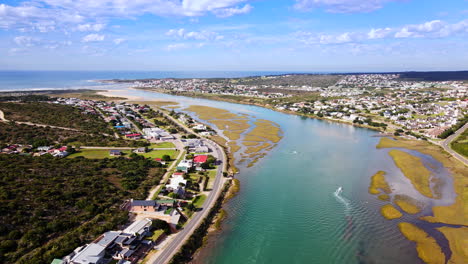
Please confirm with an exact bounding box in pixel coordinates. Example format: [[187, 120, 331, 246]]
[[0, 1, 253, 33], [294, 0, 401, 13], [166, 28, 223, 41], [166, 43, 190, 51], [77, 23, 106, 32], [213, 4, 252, 18], [113, 38, 126, 45], [14, 36, 40, 46], [296, 19, 468, 45], [368, 27, 392, 39], [0, 3, 84, 32], [82, 34, 105, 42]]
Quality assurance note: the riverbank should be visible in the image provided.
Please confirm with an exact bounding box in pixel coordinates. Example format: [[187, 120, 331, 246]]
[[134, 88, 387, 133]]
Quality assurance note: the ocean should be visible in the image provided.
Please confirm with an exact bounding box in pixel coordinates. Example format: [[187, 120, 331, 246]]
[[0, 70, 295, 91]]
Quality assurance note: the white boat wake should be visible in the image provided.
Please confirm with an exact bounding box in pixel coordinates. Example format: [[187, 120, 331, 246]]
[[334, 187, 352, 214]]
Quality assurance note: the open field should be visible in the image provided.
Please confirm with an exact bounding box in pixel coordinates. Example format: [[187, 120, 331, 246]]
[[388, 149, 434, 198], [368, 171, 391, 195], [68, 149, 132, 159], [380, 204, 402, 219], [192, 194, 207, 209], [151, 142, 176, 148], [377, 137, 468, 226], [139, 149, 178, 159], [398, 223, 445, 264]]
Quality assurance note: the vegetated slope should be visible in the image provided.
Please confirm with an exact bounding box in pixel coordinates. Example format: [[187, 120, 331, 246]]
[[0, 154, 164, 264], [210, 74, 343, 87], [0, 102, 112, 134], [0, 122, 145, 147]]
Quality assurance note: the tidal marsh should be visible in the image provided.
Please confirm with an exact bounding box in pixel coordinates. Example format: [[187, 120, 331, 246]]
[[398, 222, 445, 264]]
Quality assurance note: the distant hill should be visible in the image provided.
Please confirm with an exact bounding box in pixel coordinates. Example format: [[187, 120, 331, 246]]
[[396, 71, 468, 81]]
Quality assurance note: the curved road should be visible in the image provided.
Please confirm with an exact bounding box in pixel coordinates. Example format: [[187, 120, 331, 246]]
[[440, 122, 468, 166]]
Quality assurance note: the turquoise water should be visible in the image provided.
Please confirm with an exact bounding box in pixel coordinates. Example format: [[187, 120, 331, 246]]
[[117, 89, 438, 264]]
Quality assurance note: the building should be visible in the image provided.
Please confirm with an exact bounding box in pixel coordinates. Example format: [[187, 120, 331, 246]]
[[166, 175, 187, 191], [110, 150, 122, 156], [129, 199, 160, 212], [134, 147, 146, 154], [193, 155, 208, 164], [176, 159, 193, 173], [68, 243, 106, 264], [123, 218, 152, 239]]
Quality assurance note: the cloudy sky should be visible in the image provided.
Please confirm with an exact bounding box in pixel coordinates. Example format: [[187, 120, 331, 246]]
[[1, 0, 467, 71]]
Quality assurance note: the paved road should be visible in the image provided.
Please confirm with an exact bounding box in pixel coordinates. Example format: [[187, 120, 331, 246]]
[[150, 140, 225, 264], [440, 122, 468, 166], [147, 108, 227, 264]]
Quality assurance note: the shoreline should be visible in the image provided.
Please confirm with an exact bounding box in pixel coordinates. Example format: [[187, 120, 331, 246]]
[[132, 87, 387, 133]]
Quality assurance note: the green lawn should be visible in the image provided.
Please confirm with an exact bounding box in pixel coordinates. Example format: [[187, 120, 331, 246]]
[[206, 169, 217, 190], [140, 149, 178, 159], [151, 142, 176, 148], [68, 149, 132, 159], [192, 194, 207, 208]]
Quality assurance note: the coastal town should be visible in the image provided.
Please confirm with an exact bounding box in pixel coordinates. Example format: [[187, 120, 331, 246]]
[[0, 73, 467, 264], [125, 73, 467, 140], [0, 96, 230, 264]]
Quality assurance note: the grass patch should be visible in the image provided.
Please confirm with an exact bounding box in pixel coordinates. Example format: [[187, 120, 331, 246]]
[[398, 222, 445, 264], [206, 169, 217, 190], [68, 149, 132, 159], [437, 226, 468, 264], [368, 171, 391, 195], [394, 194, 422, 214], [147, 229, 165, 242], [380, 204, 403, 219], [388, 149, 434, 198], [151, 142, 176, 148], [192, 194, 207, 208], [139, 149, 178, 159]]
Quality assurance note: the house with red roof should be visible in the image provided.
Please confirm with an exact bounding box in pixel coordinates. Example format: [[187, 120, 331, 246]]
[[193, 155, 208, 164]]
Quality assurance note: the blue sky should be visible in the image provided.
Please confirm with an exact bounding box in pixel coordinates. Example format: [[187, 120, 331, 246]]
[[0, 0, 467, 71]]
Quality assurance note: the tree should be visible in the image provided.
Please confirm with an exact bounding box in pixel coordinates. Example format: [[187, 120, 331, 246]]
[[162, 155, 171, 162]]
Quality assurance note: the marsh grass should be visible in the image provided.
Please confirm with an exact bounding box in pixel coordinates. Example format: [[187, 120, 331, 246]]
[[398, 222, 446, 264], [380, 204, 403, 219], [388, 149, 434, 198], [394, 194, 422, 214], [368, 171, 391, 195]]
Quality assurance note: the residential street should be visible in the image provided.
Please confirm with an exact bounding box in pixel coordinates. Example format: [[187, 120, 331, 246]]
[[146, 109, 228, 264]]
